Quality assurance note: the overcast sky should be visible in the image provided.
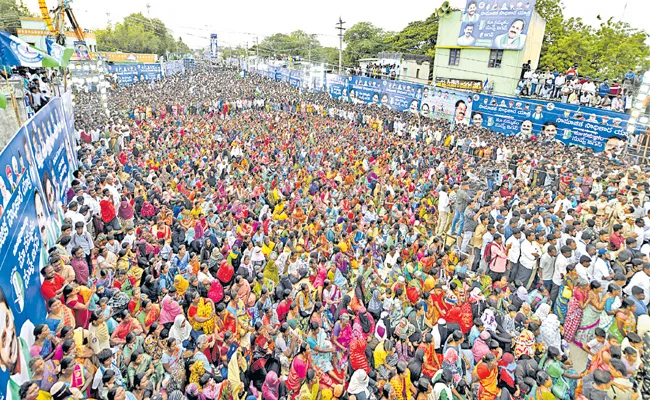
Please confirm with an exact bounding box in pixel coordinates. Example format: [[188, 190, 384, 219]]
[[29, 0, 646, 50]]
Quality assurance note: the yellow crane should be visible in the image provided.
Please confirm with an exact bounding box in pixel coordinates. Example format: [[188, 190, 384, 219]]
[[37, 0, 90, 58]]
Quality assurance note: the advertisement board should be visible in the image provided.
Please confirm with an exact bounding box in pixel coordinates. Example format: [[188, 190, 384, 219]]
[[435, 77, 484, 92], [0, 97, 74, 400], [107, 63, 163, 85], [210, 33, 218, 58], [457, 0, 537, 50], [421, 88, 475, 124], [473, 93, 630, 151]]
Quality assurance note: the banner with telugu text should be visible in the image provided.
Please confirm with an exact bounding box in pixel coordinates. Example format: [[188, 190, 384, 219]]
[[0, 95, 74, 400]]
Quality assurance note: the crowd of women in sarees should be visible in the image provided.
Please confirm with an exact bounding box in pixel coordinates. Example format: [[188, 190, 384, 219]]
[[15, 64, 650, 400]]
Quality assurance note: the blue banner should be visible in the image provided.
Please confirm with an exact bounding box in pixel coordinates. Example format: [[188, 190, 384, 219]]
[[210, 34, 218, 58], [458, 0, 537, 50], [107, 63, 162, 85], [325, 74, 347, 100], [0, 96, 74, 399], [60, 92, 79, 171], [473, 94, 630, 151], [289, 70, 303, 87], [162, 60, 185, 76], [379, 79, 423, 113], [278, 67, 291, 84]]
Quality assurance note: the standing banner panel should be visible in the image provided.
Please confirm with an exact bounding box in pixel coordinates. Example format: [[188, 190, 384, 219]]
[[0, 95, 74, 400]]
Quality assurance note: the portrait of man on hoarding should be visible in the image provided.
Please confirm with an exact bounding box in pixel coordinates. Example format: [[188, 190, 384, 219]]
[[462, 0, 480, 22], [457, 23, 477, 46], [493, 18, 527, 49]]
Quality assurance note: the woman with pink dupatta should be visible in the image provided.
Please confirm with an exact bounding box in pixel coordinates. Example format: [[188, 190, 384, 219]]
[[159, 292, 183, 329]]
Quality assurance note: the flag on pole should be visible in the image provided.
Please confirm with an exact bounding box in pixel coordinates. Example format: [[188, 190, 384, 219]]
[[483, 77, 489, 91], [238, 70, 246, 78], [255, 86, 261, 96], [45, 36, 74, 67], [0, 31, 60, 67]]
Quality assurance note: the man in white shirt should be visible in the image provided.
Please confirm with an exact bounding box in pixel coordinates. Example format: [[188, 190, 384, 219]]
[[590, 250, 613, 289], [457, 24, 477, 46], [506, 228, 522, 280], [437, 186, 450, 236], [551, 246, 573, 307], [103, 175, 121, 209], [517, 230, 540, 288], [624, 263, 650, 306]]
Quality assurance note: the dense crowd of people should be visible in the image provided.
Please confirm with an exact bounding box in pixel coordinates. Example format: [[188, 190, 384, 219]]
[[15, 62, 650, 400], [516, 64, 638, 112]]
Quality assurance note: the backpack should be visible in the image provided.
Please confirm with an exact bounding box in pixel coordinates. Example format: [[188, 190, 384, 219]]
[[483, 242, 495, 264]]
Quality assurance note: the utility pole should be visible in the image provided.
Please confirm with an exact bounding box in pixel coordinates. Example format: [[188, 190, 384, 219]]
[[336, 17, 345, 74], [255, 37, 259, 66]]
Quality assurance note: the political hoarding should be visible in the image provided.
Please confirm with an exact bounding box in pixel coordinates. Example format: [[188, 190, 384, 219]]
[[420, 88, 474, 124], [73, 40, 91, 60], [435, 77, 484, 93], [457, 0, 537, 50], [378, 79, 423, 113], [107, 63, 163, 85], [325, 73, 348, 100], [0, 96, 74, 400], [289, 70, 303, 87], [162, 60, 186, 77], [278, 67, 291, 84], [472, 93, 630, 152], [210, 34, 218, 58]]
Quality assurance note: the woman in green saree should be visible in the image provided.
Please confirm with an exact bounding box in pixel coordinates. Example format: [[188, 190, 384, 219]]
[[127, 348, 162, 392]]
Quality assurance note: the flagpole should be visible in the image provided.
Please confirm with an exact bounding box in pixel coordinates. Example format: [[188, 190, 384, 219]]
[[3, 67, 22, 126]]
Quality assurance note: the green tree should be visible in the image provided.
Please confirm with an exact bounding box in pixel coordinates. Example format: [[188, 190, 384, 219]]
[[539, 17, 593, 73], [388, 14, 440, 58], [534, 0, 565, 60], [343, 22, 393, 65], [589, 18, 650, 79], [535, 0, 650, 79], [95, 13, 190, 56], [311, 46, 340, 68], [0, 0, 34, 35], [255, 30, 319, 60]]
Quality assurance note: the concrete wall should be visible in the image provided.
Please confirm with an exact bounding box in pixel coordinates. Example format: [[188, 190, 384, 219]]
[[0, 79, 28, 149], [432, 10, 545, 96]]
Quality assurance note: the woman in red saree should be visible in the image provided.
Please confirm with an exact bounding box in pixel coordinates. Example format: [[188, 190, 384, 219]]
[[563, 279, 589, 343], [349, 332, 370, 373], [445, 304, 473, 335], [431, 286, 450, 320], [110, 312, 144, 345]]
